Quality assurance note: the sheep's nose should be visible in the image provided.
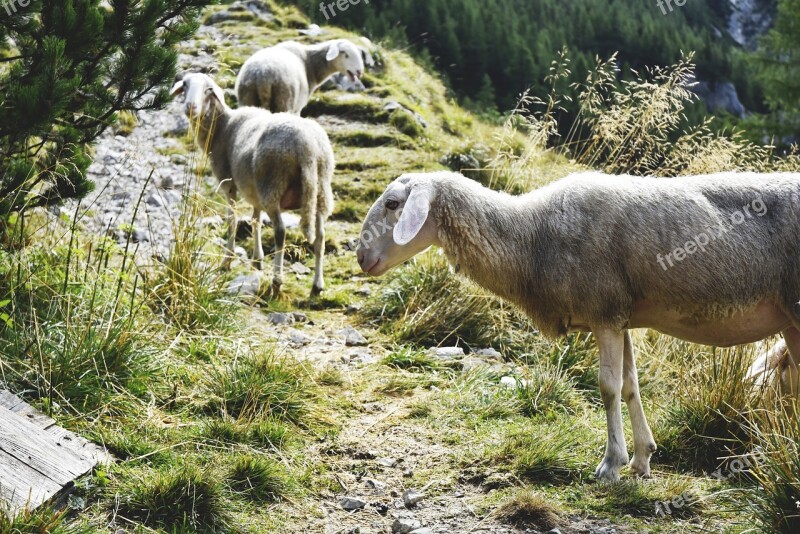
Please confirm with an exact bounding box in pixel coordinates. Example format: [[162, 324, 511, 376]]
[[357, 249, 366, 268]]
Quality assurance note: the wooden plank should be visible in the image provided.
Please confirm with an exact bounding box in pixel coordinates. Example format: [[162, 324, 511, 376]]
[[9, 403, 56, 430], [0, 391, 24, 412], [0, 458, 63, 512], [0, 407, 95, 486]]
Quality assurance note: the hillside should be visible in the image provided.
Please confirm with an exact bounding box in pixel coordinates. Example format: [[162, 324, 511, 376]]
[[1, 1, 799, 534], [293, 0, 776, 124]]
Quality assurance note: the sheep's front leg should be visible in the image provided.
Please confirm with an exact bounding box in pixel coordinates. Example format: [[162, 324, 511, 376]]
[[311, 212, 325, 297], [622, 331, 657, 477], [222, 195, 237, 270], [594, 327, 628, 482], [252, 207, 264, 271], [267, 207, 285, 295]]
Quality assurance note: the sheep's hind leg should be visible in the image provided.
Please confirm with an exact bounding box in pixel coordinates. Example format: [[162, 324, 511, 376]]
[[622, 331, 657, 477], [222, 196, 237, 270], [267, 207, 285, 295], [594, 327, 628, 482], [311, 212, 325, 297], [251, 207, 265, 271]]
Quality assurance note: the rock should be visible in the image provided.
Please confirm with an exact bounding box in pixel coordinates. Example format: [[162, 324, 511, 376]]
[[365, 478, 386, 494], [206, 0, 274, 25], [288, 329, 312, 346], [402, 489, 425, 507], [132, 229, 150, 243], [392, 518, 422, 534], [291, 312, 308, 323], [474, 347, 502, 359], [299, 23, 324, 37], [409, 529, 433, 534], [341, 326, 368, 347], [546, 529, 562, 534], [227, 273, 263, 296], [345, 303, 363, 315], [339, 496, 367, 511], [289, 262, 311, 275], [461, 357, 489, 373], [429, 347, 464, 360], [500, 376, 526, 390], [402, 468, 413, 478], [267, 312, 294, 325], [377, 457, 398, 467], [146, 192, 164, 208], [326, 72, 366, 92]]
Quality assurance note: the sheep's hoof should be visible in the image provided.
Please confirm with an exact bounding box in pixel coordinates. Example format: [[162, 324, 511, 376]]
[[310, 285, 323, 298], [595, 456, 624, 482], [629, 455, 652, 478]]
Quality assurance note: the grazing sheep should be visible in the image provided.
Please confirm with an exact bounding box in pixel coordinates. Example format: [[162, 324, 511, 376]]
[[170, 73, 334, 296], [235, 39, 365, 113], [356, 170, 800, 482]]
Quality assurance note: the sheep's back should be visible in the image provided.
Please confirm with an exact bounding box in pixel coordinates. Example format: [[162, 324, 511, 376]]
[[529, 172, 800, 321]]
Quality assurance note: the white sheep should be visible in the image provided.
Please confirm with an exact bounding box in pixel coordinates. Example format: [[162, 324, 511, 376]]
[[356, 170, 800, 482], [235, 39, 365, 114], [170, 73, 334, 296]]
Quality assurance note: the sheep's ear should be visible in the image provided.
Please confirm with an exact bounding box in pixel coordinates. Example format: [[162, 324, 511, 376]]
[[326, 42, 342, 61], [394, 186, 431, 246], [204, 85, 226, 107], [169, 79, 185, 97]]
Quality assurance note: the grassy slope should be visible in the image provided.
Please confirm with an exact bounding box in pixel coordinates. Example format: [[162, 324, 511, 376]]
[[1, 1, 796, 533]]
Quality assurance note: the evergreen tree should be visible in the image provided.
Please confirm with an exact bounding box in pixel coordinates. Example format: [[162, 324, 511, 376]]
[[0, 0, 213, 239], [756, 0, 800, 119]]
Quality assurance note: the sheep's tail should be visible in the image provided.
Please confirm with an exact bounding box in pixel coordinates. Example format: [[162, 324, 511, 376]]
[[299, 159, 319, 243]]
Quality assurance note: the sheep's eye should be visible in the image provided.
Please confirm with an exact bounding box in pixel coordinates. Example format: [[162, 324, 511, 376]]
[[385, 199, 399, 211]]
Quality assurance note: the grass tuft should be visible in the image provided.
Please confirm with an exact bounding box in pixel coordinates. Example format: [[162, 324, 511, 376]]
[[228, 455, 292, 502], [496, 489, 561, 530], [114, 464, 226, 531]]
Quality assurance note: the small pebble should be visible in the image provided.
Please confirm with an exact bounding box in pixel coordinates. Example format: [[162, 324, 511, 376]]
[[402, 489, 425, 507], [339, 496, 367, 511]]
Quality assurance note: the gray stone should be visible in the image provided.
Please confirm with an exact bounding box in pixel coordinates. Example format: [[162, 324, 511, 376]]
[[267, 312, 294, 326], [377, 457, 397, 467], [342, 326, 368, 347], [289, 329, 312, 346], [402, 489, 425, 507], [290, 262, 311, 275], [392, 518, 422, 534], [409, 529, 433, 534], [227, 273, 263, 296], [298, 23, 324, 37], [291, 312, 308, 323], [146, 192, 164, 208], [339, 496, 367, 511], [430, 347, 464, 360]]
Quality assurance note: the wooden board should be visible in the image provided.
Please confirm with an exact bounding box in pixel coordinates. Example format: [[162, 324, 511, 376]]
[[0, 390, 109, 516]]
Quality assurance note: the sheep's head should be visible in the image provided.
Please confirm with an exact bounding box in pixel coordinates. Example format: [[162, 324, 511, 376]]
[[356, 174, 440, 276], [325, 40, 365, 83], [169, 73, 226, 123]]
